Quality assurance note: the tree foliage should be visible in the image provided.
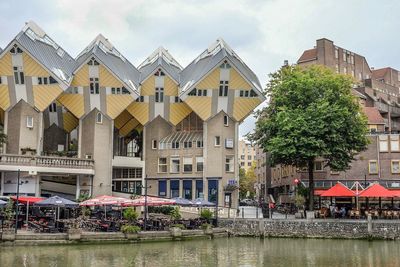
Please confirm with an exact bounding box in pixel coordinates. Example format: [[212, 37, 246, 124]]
[[239, 164, 257, 199], [250, 65, 369, 210], [0, 125, 6, 147]]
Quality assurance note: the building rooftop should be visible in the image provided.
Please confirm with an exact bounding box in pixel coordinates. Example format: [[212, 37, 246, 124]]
[[362, 106, 385, 125], [297, 48, 317, 63]]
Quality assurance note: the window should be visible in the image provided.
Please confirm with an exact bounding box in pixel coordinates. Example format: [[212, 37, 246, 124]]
[[49, 76, 57, 84], [170, 157, 180, 173], [241, 162, 245, 167], [90, 78, 99, 94], [154, 69, 165, 76], [343, 51, 346, 61], [136, 96, 144, 102], [158, 158, 167, 173], [351, 70, 355, 77], [158, 180, 167, 197], [174, 96, 182, 103], [247, 155, 252, 161], [240, 90, 257, 98], [13, 66, 24, 85], [196, 180, 203, 198], [184, 141, 192, 149], [390, 135, 399, 151], [351, 55, 354, 64], [225, 156, 234, 172], [151, 140, 157, 149], [369, 160, 378, 174], [49, 103, 57, 112], [0, 76, 2, 84], [87, 57, 99, 65], [215, 136, 221, 146], [239, 90, 244, 97], [343, 67, 347, 74], [155, 87, 164, 102], [335, 47, 339, 59], [170, 180, 179, 198], [188, 88, 207, 97], [379, 135, 388, 152], [241, 155, 245, 160], [10, 44, 23, 54], [196, 157, 203, 172], [196, 140, 203, 148], [183, 157, 193, 172], [172, 141, 180, 149], [392, 160, 400, 174], [223, 115, 229, 126], [219, 81, 228, 96], [96, 112, 103, 124], [183, 180, 192, 200], [26, 116, 33, 128], [220, 60, 231, 69], [314, 161, 323, 171], [247, 162, 251, 166]]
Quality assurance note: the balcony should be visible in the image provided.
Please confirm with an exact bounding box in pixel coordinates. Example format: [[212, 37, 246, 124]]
[[112, 156, 144, 168], [0, 154, 95, 175]]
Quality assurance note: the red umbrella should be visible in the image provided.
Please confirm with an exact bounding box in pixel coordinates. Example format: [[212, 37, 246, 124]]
[[11, 196, 44, 204], [123, 196, 176, 207], [321, 182, 356, 197], [359, 183, 395, 198], [79, 195, 133, 206]]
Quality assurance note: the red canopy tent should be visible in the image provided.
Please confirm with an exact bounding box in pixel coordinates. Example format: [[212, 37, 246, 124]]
[[79, 195, 133, 206], [321, 183, 356, 197], [10, 196, 44, 204], [358, 184, 395, 198]]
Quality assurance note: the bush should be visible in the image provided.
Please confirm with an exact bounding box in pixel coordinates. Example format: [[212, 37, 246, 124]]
[[123, 208, 139, 223], [121, 225, 141, 234], [201, 223, 212, 230], [170, 224, 185, 230], [169, 207, 181, 220], [148, 206, 175, 215], [200, 209, 214, 221]]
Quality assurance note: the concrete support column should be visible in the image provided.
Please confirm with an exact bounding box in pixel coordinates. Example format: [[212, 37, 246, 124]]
[[37, 112, 44, 155], [76, 175, 81, 199], [192, 179, 196, 200], [0, 172, 4, 195], [89, 175, 93, 197], [77, 119, 83, 158], [35, 175, 40, 197], [203, 121, 208, 201]]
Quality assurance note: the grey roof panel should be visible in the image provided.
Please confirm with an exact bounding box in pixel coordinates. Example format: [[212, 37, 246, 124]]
[[179, 39, 263, 96], [138, 47, 182, 83], [74, 34, 140, 93], [16, 26, 76, 86]]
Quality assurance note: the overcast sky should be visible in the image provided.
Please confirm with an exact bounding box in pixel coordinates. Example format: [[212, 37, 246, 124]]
[[0, 0, 399, 138]]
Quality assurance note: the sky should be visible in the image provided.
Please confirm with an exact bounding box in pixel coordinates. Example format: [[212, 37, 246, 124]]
[[0, 0, 399, 138]]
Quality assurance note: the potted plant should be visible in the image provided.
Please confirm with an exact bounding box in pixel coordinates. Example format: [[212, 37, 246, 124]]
[[121, 225, 140, 240], [20, 147, 36, 156], [200, 209, 214, 223], [294, 194, 305, 219], [169, 207, 181, 221]]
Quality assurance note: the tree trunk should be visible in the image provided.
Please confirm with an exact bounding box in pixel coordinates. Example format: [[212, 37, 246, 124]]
[[308, 159, 314, 211]]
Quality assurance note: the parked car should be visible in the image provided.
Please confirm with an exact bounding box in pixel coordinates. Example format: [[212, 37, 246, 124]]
[[239, 199, 258, 206]]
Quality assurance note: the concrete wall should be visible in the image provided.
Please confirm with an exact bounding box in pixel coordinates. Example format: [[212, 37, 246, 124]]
[[220, 218, 400, 240], [43, 124, 67, 152], [6, 100, 40, 155]]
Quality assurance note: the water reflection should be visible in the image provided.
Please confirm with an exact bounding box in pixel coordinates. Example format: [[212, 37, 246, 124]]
[[1, 238, 400, 267]]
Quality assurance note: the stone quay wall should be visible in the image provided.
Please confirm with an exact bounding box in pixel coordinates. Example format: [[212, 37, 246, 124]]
[[219, 218, 400, 240]]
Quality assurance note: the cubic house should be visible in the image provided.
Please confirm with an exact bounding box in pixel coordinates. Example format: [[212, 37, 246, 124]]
[[0, 21, 265, 208], [257, 38, 400, 205]]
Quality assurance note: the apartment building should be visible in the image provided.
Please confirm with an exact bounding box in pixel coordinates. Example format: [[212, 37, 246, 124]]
[[262, 38, 400, 203], [0, 21, 265, 208], [238, 140, 256, 171]]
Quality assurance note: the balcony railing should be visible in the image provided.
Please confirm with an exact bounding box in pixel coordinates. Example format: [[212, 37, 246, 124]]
[[0, 154, 94, 169]]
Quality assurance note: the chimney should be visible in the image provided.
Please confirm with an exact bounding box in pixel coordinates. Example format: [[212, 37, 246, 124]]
[[371, 67, 375, 71], [283, 60, 289, 66]]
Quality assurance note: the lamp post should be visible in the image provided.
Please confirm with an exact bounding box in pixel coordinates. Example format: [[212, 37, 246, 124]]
[[142, 175, 151, 231], [14, 169, 20, 234]]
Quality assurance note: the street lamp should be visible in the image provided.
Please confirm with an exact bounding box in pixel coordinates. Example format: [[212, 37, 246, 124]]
[[14, 169, 29, 234], [142, 175, 151, 231]]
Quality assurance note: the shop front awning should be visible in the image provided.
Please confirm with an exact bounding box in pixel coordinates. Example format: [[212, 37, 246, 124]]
[[321, 182, 356, 197]]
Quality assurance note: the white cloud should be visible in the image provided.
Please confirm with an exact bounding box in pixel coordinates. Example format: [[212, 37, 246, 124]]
[[0, 0, 399, 137]]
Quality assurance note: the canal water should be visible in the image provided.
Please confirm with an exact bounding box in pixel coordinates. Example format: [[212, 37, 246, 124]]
[[1, 237, 399, 266]]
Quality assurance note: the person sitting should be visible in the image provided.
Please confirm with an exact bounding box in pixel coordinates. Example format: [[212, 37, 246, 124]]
[[340, 207, 346, 218]]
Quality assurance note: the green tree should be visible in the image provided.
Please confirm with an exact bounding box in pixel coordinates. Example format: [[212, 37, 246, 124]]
[[250, 65, 369, 210], [239, 163, 257, 199]]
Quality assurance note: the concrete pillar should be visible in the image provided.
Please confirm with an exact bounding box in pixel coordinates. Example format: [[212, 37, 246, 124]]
[[179, 179, 183, 198], [76, 175, 81, 199], [0, 172, 4, 195], [37, 112, 43, 155], [203, 121, 208, 201], [367, 214, 372, 234], [35, 175, 40, 197], [3, 110, 8, 153], [192, 179, 196, 200]]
